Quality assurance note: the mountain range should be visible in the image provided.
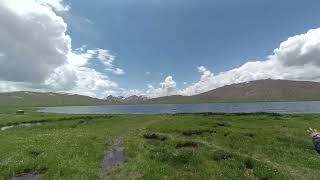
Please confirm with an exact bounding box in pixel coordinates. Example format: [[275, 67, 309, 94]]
[[2, 79, 320, 107], [148, 79, 320, 103]]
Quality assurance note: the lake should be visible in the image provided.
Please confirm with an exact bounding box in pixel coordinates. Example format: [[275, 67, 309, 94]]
[[39, 101, 320, 114]]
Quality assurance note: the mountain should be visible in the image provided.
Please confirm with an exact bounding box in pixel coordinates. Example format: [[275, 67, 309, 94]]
[[2, 79, 320, 107], [104, 95, 147, 104], [0, 91, 106, 107], [148, 79, 320, 103], [0, 91, 147, 107]]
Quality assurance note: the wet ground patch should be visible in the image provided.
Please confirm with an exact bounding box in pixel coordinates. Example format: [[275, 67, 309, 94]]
[[100, 139, 126, 179], [0, 115, 112, 131], [10, 168, 47, 180], [143, 133, 167, 141], [176, 141, 199, 149], [1, 123, 41, 131]]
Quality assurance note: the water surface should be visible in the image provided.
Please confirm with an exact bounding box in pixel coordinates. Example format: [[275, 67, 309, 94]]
[[39, 101, 320, 114]]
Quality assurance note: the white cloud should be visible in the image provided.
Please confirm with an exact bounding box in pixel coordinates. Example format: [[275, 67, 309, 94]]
[[39, 0, 70, 11], [109, 68, 125, 75], [84, 18, 93, 24], [0, 0, 70, 83], [87, 48, 125, 75], [122, 89, 144, 97], [2, 0, 320, 99], [0, 0, 122, 98], [140, 76, 177, 98], [129, 28, 320, 98], [179, 28, 320, 96]]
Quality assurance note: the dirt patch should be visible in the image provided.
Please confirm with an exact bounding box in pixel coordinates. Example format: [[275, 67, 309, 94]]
[[182, 129, 212, 136], [10, 168, 47, 180], [259, 176, 270, 180], [10, 173, 42, 180], [215, 122, 231, 127], [100, 139, 126, 179], [176, 141, 198, 149], [143, 133, 166, 141], [244, 159, 254, 169]]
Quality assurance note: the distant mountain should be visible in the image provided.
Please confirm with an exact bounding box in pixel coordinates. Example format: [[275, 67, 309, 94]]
[[148, 79, 320, 103], [2, 79, 320, 107], [0, 91, 106, 107], [0, 91, 147, 107], [105, 95, 147, 104]]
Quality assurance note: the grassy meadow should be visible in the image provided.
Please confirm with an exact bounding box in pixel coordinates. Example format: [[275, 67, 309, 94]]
[[1, 108, 320, 179]]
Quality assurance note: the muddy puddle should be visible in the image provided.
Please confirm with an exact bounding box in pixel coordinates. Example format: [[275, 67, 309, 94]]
[[1, 123, 41, 131], [100, 139, 126, 179], [10, 171, 44, 180]]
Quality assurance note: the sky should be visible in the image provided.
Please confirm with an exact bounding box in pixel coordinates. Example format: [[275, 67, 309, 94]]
[[1, 0, 320, 98]]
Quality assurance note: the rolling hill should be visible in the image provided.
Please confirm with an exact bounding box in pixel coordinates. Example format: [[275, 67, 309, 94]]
[[0, 91, 106, 107], [2, 79, 320, 107], [148, 79, 320, 103]]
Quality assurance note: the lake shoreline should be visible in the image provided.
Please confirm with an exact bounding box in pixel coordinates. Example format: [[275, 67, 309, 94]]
[[38, 101, 320, 114]]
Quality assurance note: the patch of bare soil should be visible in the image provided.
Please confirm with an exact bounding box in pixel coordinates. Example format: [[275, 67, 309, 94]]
[[10, 169, 47, 180], [10, 173, 42, 180], [182, 129, 212, 136], [143, 133, 166, 141], [100, 139, 126, 180], [176, 141, 199, 149]]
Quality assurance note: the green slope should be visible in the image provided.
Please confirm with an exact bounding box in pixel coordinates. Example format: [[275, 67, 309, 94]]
[[148, 79, 320, 104], [0, 91, 106, 107], [2, 79, 320, 107]]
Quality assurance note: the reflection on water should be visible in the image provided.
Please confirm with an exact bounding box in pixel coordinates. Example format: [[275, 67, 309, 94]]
[[39, 101, 320, 114]]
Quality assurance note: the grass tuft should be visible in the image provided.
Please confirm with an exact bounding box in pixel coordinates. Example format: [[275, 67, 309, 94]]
[[212, 150, 233, 161]]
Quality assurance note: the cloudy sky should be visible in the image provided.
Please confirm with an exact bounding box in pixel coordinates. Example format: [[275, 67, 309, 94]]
[[1, 0, 320, 98]]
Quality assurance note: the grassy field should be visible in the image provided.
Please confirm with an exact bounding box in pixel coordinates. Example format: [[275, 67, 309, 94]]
[[1, 109, 320, 179]]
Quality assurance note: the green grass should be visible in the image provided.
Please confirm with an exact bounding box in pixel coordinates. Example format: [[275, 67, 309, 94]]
[[1, 110, 320, 179], [0, 91, 108, 107]]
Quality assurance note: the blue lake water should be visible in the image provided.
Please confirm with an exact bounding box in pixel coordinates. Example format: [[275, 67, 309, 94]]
[[39, 101, 320, 114]]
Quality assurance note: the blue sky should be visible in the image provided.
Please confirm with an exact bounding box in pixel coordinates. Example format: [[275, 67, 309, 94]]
[[64, 0, 320, 90], [1, 0, 320, 98]]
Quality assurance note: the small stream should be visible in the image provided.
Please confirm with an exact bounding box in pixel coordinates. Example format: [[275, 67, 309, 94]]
[[1, 123, 41, 131]]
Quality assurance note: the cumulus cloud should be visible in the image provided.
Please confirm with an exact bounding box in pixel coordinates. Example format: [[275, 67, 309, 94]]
[[130, 28, 320, 98], [178, 28, 320, 96], [0, 0, 70, 83], [39, 0, 70, 11], [0, 0, 123, 98], [1, 0, 320, 99], [137, 76, 177, 98]]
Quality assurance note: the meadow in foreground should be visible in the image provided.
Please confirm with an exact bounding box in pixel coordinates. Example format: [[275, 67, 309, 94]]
[[0, 109, 320, 179]]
